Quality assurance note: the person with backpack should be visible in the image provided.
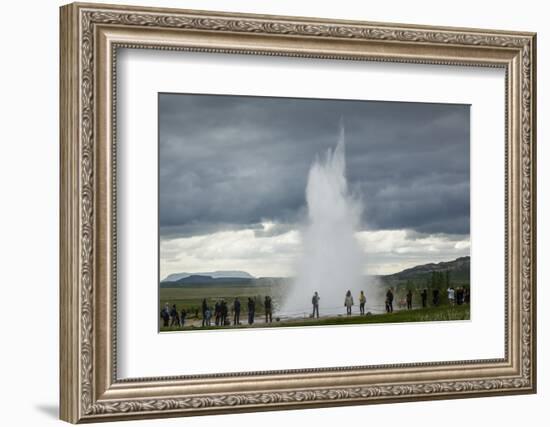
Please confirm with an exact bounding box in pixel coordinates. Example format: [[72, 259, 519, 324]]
[[344, 290, 354, 316], [312, 291, 320, 318]]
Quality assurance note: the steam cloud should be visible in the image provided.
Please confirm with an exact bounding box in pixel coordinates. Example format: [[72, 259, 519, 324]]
[[281, 123, 367, 316]]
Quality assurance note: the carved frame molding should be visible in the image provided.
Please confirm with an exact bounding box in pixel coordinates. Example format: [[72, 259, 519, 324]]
[[60, 2, 536, 423]]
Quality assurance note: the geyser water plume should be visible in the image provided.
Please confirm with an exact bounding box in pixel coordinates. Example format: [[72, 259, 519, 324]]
[[282, 123, 365, 317]]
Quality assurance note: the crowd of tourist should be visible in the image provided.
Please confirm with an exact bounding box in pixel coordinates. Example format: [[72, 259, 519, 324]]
[[161, 285, 470, 328], [160, 295, 274, 328]]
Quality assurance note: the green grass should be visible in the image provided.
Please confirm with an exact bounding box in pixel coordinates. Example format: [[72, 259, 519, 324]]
[[159, 304, 470, 332], [159, 285, 285, 319], [159, 283, 470, 332], [282, 304, 470, 327]]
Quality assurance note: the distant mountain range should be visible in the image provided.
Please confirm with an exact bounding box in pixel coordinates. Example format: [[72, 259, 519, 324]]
[[163, 270, 254, 282], [160, 270, 259, 288], [160, 257, 470, 288]]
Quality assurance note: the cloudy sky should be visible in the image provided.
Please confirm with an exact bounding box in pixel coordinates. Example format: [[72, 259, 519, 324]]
[[159, 93, 470, 278]]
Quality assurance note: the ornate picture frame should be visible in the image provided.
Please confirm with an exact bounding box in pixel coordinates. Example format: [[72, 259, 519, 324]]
[[60, 2, 536, 423]]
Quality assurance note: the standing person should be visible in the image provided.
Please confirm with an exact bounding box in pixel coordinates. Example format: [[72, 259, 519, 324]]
[[170, 304, 179, 327], [447, 287, 455, 305], [264, 296, 273, 323], [160, 303, 170, 327], [311, 291, 320, 318], [406, 289, 413, 310], [204, 305, 212, 326], [344, 290, 354, 316], [201, 298, 208, 327], [180, 308, 187, 328], [220, 300, 228, 325], [247, 297, 255, 325], [457, 287, 464, 305], [386, 288, 394, 313], [359, 290, 366, 315], [233, 297, 241, 325], [214, 301, 221, 326], [421, 289, 428, 308], [432, 288, 440, 306], [464, 287, 470, 304]]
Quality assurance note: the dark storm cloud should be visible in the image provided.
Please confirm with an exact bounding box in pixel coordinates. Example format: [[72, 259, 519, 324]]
[[159, 93, 469, 237]]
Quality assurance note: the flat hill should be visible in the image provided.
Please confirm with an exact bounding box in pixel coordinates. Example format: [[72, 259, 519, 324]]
[[162, 270, 254, 282], [160, 271, 290, 289]]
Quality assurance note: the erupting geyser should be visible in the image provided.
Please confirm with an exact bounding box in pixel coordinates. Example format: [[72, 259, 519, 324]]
[[282, 123, 365, 317]]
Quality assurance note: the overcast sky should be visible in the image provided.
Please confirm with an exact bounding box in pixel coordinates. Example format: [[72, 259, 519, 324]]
[[159, 93, 470, 278]]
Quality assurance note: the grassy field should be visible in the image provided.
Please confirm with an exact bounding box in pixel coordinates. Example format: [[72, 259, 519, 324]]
[[282, 304, 470, 328], [159, 296, 470, 332], [159, 259, 470, 331], [159, 284, 285, 319]]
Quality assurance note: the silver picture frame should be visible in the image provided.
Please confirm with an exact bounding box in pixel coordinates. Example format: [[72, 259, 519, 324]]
[[60, 2, 537, 422]]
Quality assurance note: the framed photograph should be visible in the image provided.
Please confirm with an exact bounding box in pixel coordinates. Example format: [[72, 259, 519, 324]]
[[60, 2, 537, 423]]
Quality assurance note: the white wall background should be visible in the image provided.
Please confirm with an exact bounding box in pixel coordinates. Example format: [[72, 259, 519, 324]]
[[0, 0, 546, 426]]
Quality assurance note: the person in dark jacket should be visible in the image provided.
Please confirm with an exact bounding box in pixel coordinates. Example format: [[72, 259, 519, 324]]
[[421, 289, 428, 308], [169, 304, 179, 327], [311, 291, 320, 318], [432, 288, 440, 306], [456, 287, 464, 305], [406, 289, 413, 310], [247, 297, 255, 325], [264, 296, 273, 323], [386, 289, 394, 313], [220, 300, 228, 325], [233, 297, 241, 325]]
